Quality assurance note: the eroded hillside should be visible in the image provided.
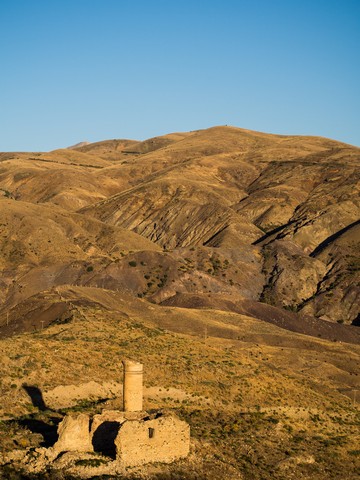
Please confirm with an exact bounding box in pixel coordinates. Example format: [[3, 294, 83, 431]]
[[1, 126, 358, 329]]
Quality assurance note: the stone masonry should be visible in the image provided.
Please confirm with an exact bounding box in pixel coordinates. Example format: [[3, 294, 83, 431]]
[[122, 359, 143, 412], [53, 413, 93, 453], [116, 413, 190, 467], [51, 359, 190, 467]]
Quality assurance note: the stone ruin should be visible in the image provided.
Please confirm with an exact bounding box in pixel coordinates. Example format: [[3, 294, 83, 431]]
[[51, 360, 190, 467]]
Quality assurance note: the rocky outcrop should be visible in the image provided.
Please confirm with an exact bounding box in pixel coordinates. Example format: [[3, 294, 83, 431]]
[[260, 240, 326, 310]]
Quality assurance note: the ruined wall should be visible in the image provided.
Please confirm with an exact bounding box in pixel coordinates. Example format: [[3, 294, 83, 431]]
[[115, 414, 190, 467], [52, 411, 190, 468], [51, 360, 189, 467], [91, 410, 126, 458], [52, 413, 93, 453]]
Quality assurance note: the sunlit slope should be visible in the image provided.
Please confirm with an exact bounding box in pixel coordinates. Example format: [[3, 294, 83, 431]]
[[1, 125, 359, 326]]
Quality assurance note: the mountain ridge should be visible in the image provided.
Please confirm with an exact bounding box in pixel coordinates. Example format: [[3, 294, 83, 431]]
[[1, 125, 359, 330]]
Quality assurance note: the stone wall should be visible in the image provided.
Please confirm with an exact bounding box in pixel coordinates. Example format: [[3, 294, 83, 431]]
[[53, 413, 92, 453], [116, 414, 190, 467], [52, 410, 190, 467]]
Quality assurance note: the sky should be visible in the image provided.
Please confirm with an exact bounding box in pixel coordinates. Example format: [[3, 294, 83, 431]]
[[0, 0, 359, 151]]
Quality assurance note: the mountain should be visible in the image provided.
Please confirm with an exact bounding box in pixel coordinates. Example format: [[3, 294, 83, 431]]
[[0, 126, 359, 479]]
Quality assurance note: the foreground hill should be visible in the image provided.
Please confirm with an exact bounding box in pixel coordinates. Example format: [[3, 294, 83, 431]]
[[0, 126, 359, 479], [0, 287, 359, 479]]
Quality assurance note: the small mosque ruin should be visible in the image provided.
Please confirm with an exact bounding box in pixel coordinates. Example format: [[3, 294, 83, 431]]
[[51, 360, 190, 467]]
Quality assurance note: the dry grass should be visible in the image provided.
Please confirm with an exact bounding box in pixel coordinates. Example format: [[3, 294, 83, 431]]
[[0, 292, 359, 478]]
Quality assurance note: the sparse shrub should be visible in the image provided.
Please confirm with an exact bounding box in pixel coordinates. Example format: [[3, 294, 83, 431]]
[[348, 450, 360, 456], [129, 261, 137, 267], [284, 304, 297, 312], [75, 457, 108, 467], [310, 413, 322, 423]]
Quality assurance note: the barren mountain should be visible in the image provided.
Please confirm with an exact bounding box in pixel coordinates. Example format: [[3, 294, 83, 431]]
[[0, 126, 359, 479]]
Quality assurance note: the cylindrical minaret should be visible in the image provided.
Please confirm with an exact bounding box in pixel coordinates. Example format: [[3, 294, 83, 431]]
[[122, 360, 143, 412]]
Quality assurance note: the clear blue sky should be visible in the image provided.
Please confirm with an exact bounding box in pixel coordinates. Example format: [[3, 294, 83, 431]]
[[1, 0, 359, 151]]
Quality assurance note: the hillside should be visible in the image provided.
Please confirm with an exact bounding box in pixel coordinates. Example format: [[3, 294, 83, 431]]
[[0, 126, 359, 479]]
